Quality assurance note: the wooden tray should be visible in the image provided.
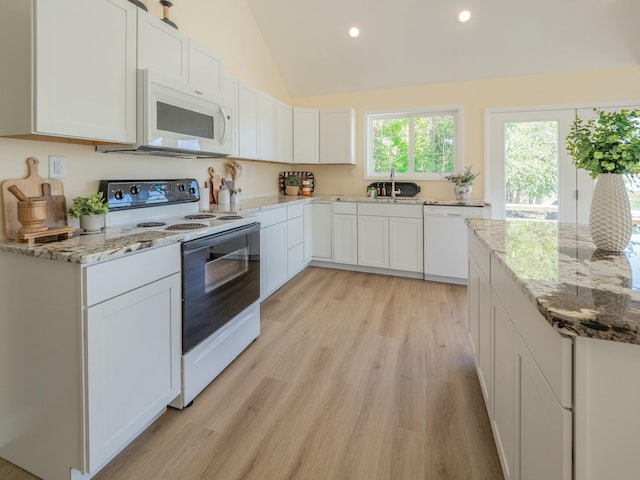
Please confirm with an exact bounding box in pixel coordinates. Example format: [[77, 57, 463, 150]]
[[16, 226, 76, 245], [1, 157, 70, 240]]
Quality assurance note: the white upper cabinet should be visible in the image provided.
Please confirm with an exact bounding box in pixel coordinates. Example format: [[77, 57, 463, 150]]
[[276, 101, 293, 164], [238, 82, 260, 160], [259, 92, 277, 161], [188, 41, 223, 97], [320, 108, 356, 164], [293, 107, 320, 164], [0, 0, 137, 143], [138, 10, 223, 97], [137, 11, 188, 82]]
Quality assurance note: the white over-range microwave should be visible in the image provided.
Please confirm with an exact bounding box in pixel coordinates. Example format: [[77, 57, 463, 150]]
[[98, 69, 233, 158]]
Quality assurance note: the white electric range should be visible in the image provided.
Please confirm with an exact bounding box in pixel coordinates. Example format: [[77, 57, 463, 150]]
[[100, 179, 261, 408]]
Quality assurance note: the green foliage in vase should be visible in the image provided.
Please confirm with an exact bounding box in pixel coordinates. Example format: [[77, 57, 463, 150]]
[[566, 108, 640, 179], [443, 166, 479, 185], [285, 174, 301, 187], [68, 192, 109, 219]]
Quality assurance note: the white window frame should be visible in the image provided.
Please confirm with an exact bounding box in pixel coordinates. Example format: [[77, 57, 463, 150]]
[[365, 105, 463, 181]]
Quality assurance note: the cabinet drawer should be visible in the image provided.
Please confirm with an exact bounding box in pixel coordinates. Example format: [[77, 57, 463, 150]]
[[287, 203, 304, 219], [468, 229, 491, 279], [259, 206, 288, 228], [491, 256, 572, 408], [357, 203, 422, 218], [287, 216, 304, 248], [84, 244, 180, 307], [334, 201, 357, 214]]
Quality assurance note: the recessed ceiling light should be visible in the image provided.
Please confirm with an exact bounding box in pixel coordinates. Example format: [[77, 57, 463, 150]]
[[457, 10, 471, 23], [348, 26, 360, 38]]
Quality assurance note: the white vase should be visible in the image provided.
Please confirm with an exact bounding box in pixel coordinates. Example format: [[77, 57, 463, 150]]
[[80, 214, 105, 234], [589, 173, 632, 252], [454, 183, 472, 201]]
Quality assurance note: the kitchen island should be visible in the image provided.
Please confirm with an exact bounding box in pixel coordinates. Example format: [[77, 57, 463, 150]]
[[467, 218, 640, 480]]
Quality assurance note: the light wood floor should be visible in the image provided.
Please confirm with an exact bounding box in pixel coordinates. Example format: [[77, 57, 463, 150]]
[[1, 267, 503, 480]]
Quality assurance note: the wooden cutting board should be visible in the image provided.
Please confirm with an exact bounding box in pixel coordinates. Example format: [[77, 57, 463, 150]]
[[2, 157, 66, 239], [41, 183, 68, 228]]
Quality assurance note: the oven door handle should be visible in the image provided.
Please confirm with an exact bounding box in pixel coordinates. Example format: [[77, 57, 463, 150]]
[[182, 222, 260, 254]]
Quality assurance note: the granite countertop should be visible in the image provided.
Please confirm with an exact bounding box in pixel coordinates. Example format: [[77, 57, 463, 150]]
[[468, 219, 640, 345], [204, 195, 486, 214], [0, 195, 487, 265]]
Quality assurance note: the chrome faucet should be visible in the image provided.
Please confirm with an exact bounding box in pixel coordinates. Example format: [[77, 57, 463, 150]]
[[390, 167, 401, 199]]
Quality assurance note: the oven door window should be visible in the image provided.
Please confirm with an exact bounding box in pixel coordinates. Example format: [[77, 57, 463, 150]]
[[182, 228, 260, 353], [205, 247, 248, 293]]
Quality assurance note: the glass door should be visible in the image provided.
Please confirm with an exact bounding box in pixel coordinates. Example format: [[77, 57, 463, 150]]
[[488, 109, 592, 223]]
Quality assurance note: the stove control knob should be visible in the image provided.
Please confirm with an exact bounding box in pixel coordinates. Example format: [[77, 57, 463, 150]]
[[130, 185, 140, 195], [177, 183, 186, 192], [189, 186, 196, 195], [114, 190, 124, 200]]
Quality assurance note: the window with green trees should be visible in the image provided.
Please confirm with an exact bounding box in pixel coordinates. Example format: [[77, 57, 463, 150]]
[[366, 109, 461, 179]]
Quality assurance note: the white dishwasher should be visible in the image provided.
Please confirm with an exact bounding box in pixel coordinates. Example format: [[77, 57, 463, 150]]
[[423, 205, 486, 285]]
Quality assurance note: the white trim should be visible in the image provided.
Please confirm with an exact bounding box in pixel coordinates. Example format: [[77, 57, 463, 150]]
[[364, 105, 464, 181], [485, 99, 640, 116]]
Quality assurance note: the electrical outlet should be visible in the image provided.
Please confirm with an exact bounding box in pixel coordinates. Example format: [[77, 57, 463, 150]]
[[49, 155, 65, 179]]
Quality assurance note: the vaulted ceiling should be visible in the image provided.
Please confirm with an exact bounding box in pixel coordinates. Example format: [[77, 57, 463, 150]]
[[246, 0, 640, 97]]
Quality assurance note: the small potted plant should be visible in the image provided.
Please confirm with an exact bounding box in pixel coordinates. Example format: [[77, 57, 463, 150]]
[[284, 174, 301, 196], [68, 192, 109, 233], [566, 108, 640, 251], [443, 166, 479, 201]]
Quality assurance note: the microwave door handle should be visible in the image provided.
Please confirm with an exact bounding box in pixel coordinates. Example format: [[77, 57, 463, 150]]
[[220, 107, 229, 144]]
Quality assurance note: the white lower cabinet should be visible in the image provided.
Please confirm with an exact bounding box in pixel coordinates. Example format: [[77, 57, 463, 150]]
[[389, 217, 423, 272], [468, 228, 572, 480], [311, 202, 333, 260], [0, 243, 181, 480], [333, 202, 358, 265], [303, 203, 313, 262], [85, 274, 180, 472], [356, 203, 423, 273], [260, 211, 288, 299], [491, 293, 516, 480], [260, 203, 309, 301], [357, 215, 389, 268]]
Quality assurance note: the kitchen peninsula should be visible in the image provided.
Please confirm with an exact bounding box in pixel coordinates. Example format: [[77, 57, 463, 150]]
[[467, 218, 640, 480]]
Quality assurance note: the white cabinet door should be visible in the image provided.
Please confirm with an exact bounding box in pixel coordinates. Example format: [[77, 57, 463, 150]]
[[137, 10, 188, 82], [358, 215, 389, 269], [259, 92, 277, 161], [293, 107, 319, 164], [238, 82, 260, 160], [468, 257, 480, 356], [333, 214, 358, 265], [492, 292, 516, 480], [311, 202, 333, 260], [389, 217, 423, 272], [276, 100, 293, 164], [35, 0, 136, 142], [319, 108, 356, 164], [303, 203, 313, 263], [85, 274, 181, 472], [187, 40, 223, 97], [516, 335, 572, 480], [261, 222, 288, 297], [477, 266, 492, 410]]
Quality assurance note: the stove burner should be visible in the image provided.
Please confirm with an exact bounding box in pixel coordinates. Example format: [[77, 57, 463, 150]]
[[218, 215, 243, 220], [166, 223, 208, 231], [137, 221, 167, 227], [184, 214, 216, 220]]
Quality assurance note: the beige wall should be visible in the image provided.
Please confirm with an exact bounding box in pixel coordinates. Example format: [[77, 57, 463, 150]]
[[294, 65, 640, 199]]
